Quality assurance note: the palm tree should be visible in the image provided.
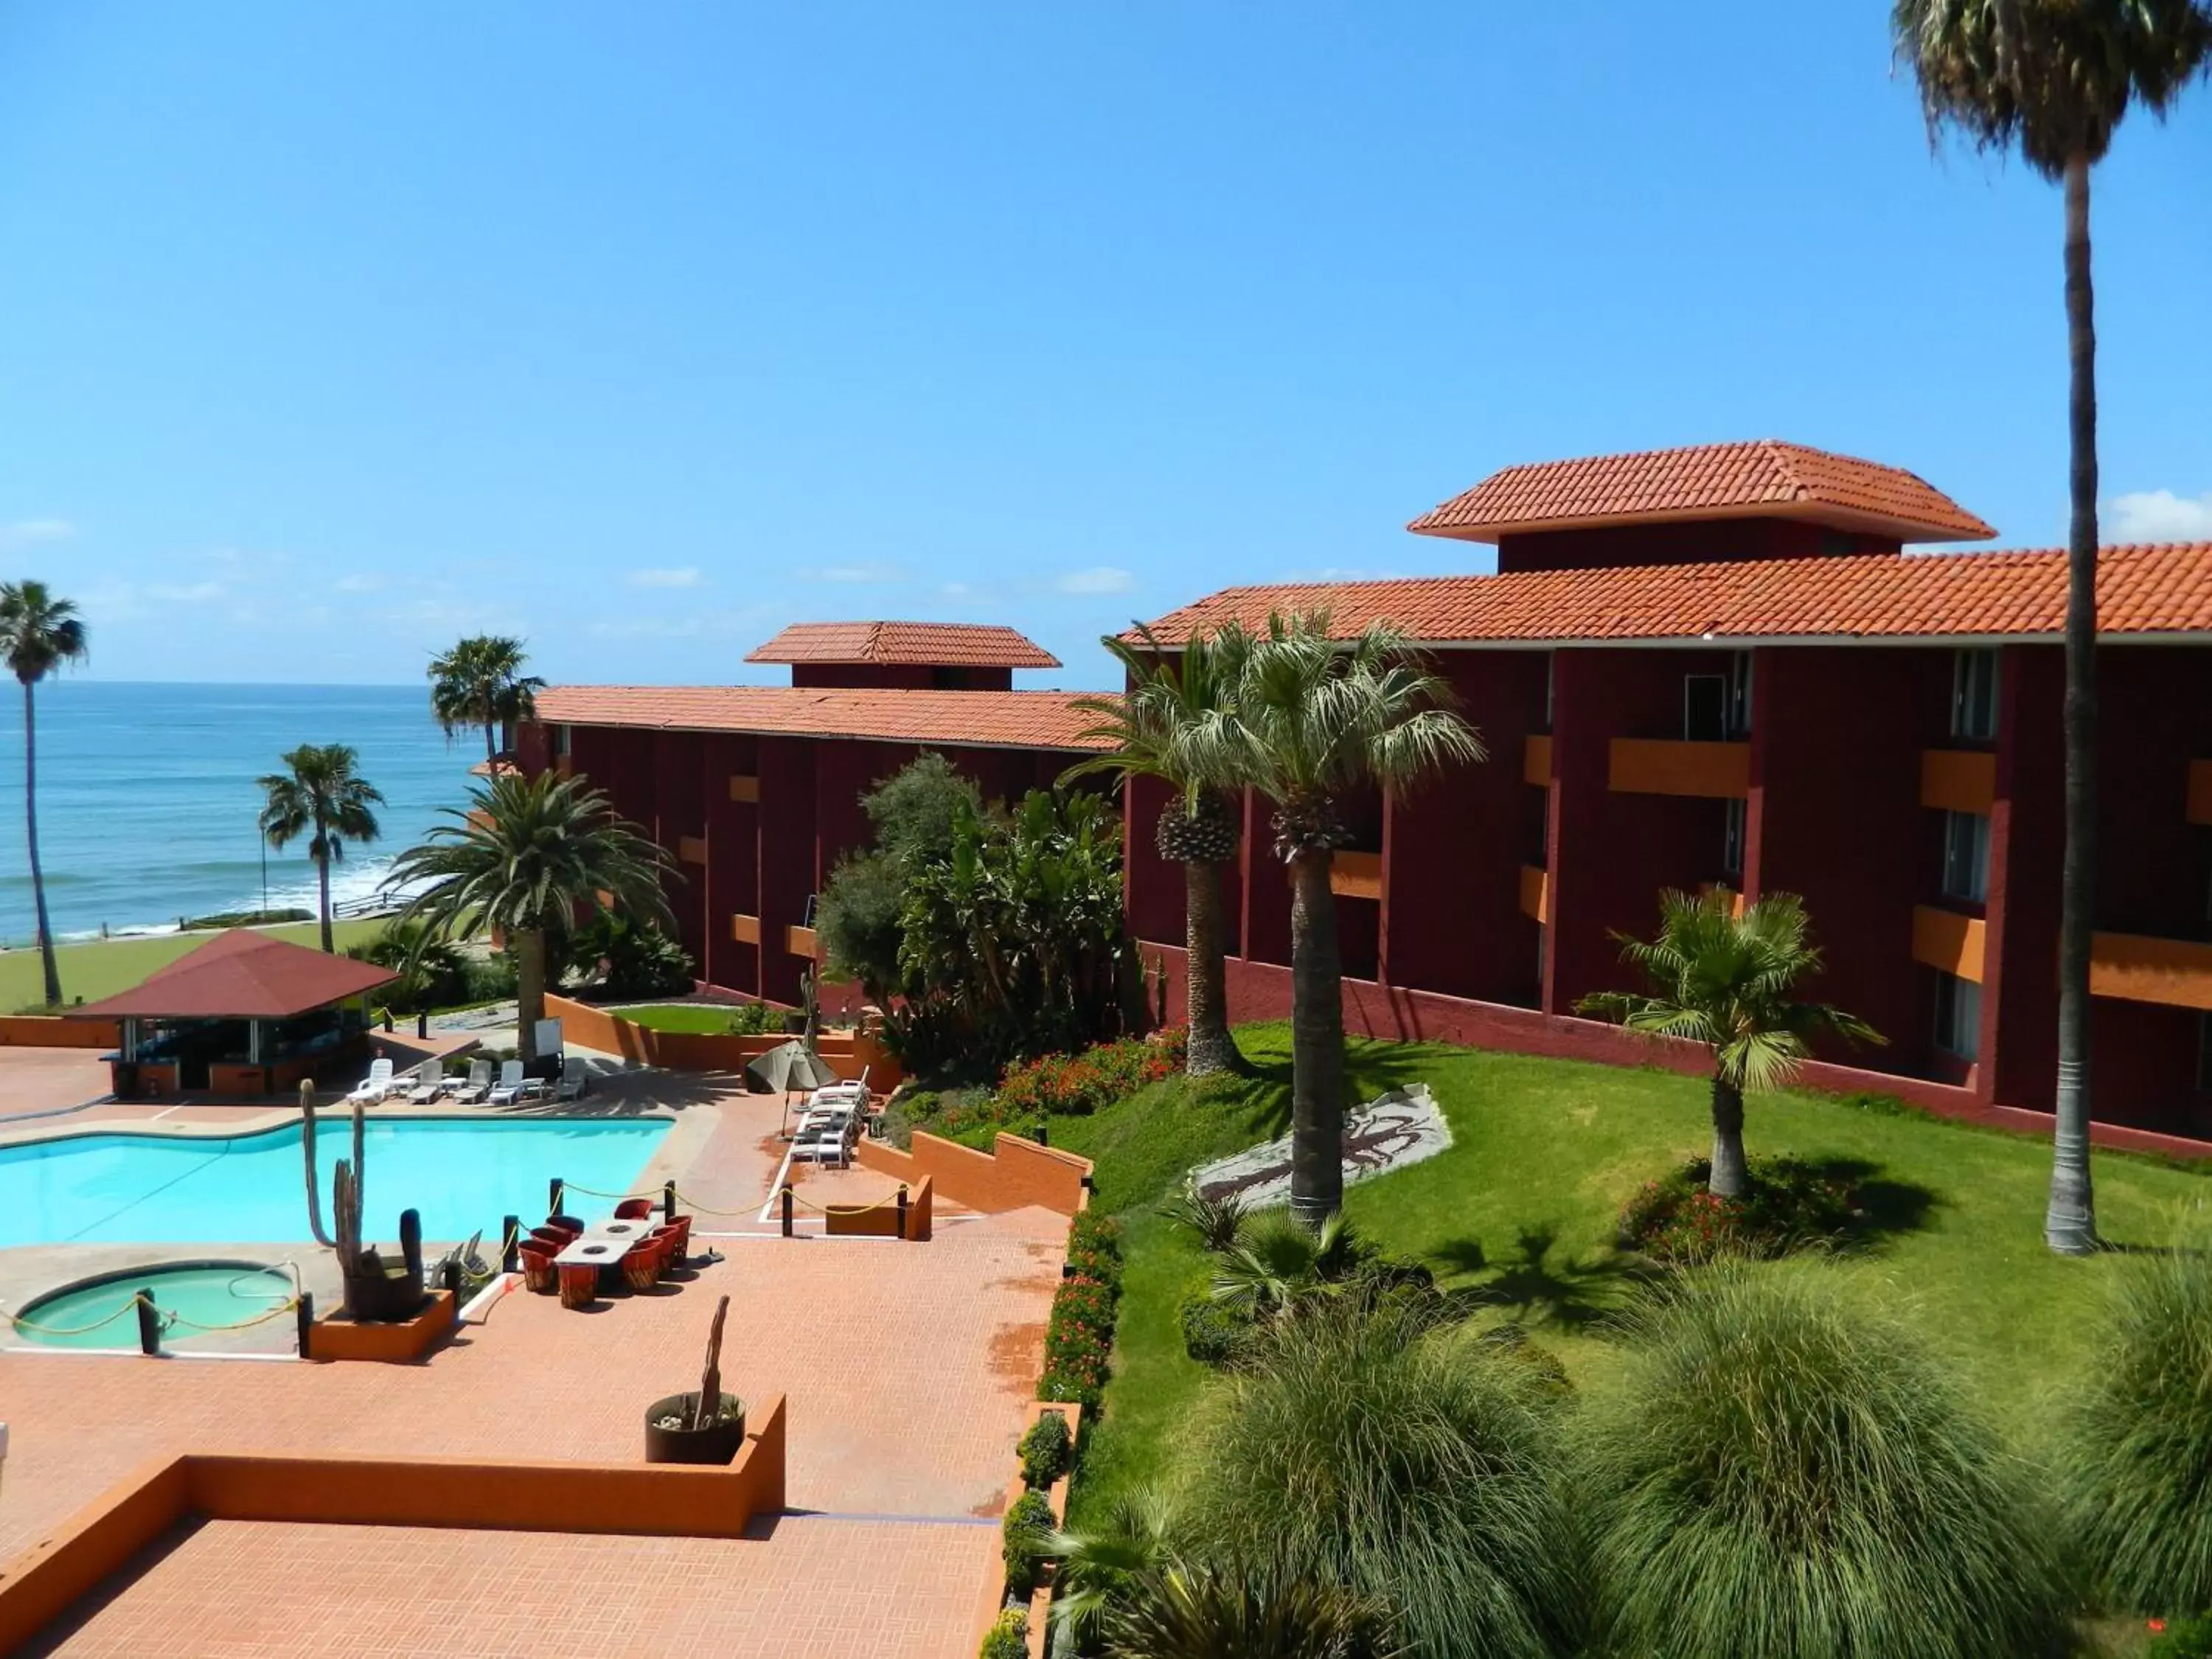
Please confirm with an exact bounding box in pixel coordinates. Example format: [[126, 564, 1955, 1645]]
[[257, 744, 386, 953], [1893, 3, 2211, 1253], [1208, 613, 1483, 1228], [383, 770, 674, 1062], [1066, 622, 1253, 1076], [427, 635, 546, 765], [0, 581, 88, 1008], [1578, 890, 1880, 1200]]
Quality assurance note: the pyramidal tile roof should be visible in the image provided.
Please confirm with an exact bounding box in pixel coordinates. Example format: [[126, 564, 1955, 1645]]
[[534, 684, 1110, 751], [1408, 439, 1996, 543], [72, 929, 398, 1020], [1130, 543, 2212, 648], [744, 621, 1060, 669]]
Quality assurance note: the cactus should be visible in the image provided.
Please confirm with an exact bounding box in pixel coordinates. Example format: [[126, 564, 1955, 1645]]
[[299, 1082, 336, 1248]]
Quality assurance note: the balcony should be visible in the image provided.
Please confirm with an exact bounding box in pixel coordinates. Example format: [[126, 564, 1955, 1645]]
[[1920, 750, 1996, 815], [2090, 931, 2212, 1012], [731, 914, 762, 945], [785, 925, 824, 959], [1607, 739, 1749, 800], [1329, 850, 1382, 901], [1910, 905, 1985, 982], [678, 835, 708, 866], [1523, 734, 1552, 787], [729, 773, 760, 804], [1518, 864, 1549, 924], [2189, 760, 2212, 827]]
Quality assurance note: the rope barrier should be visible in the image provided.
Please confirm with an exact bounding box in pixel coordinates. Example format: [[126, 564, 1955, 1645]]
[[7, 1291, 305, 1340], [5, 1294, 156, 1339], [547, 1180, 664, 1203], [164, 1296, 303, 1334]]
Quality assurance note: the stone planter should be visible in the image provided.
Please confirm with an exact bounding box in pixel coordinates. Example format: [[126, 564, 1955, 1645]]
[[644, 1392, 746, 1465]]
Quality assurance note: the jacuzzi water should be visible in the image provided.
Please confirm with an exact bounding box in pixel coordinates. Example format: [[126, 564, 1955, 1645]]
[[0, 1116, 672, 1248], [12, 1262, 296, 1349]]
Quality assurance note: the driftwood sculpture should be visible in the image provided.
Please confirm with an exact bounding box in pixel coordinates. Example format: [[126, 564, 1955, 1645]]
[[692, 1294, 731, 1429]]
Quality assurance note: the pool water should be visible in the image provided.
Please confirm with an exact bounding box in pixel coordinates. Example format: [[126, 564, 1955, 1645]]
[[12, 1263, 296, 1349], [0, 1116, 672, 1248]]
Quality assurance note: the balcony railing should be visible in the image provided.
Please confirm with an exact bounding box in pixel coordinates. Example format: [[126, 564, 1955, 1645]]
[[2090, 931, 2212, 1012], [1523, 735, 1552, 787], [1910, 905, 1986, 982], [785, 925, 824, 959], [1607, 739, 1749, 800], [731, 914, 762, 945], [729, 773, 760, 804], [1519, 864, 1549, 924], [1329, 851, 1382, 901], [1920, 750, 1997, 815], [678, 835, 708, 866]]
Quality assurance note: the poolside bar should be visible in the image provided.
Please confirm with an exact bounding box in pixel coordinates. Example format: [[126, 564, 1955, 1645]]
[[67, 929, 399, 1101]]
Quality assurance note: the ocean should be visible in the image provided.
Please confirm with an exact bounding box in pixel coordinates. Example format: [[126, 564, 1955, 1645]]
[[0, 681, 480, 945]]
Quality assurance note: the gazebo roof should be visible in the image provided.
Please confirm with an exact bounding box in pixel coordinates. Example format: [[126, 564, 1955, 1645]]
[[70, 929, 398, 1021]]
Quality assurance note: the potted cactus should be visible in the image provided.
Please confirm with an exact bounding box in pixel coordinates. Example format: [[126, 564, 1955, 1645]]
[[644, 1295, 745, 1464]]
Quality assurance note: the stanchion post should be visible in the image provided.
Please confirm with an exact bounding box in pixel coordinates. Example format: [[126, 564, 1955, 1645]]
[[502, 1215, 520, 1272], [1036, 1122, 1048, 1147], [897, 1185, 908, 1239], [296, 1292, 314, 1358], [442, 1259, 462, 1304], [664, 1180, 676, 1222], [136, 1290, 160, 1357], [781, 1186, 794, 1238], [549, 1177, 564, 1217]]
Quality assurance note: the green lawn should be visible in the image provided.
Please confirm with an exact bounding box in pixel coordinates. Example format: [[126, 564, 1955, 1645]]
[[1051, 1024, 2211, 1532], [4, 918, 392, 1013], [616, 1003, 747, 1034]]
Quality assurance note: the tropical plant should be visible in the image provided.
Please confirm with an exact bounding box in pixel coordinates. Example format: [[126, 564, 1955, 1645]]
[[1018, 1408, 1074, 1489], [2060, 1214, 2212, 1614], [979, 1608, 1029, 1659], [1176, 1298, 1584, 1659], [563, 909, 694, 1000], [0, 580, 88, 1008], [1576, 889, 1880, 1200], [1161, 1183, 1250, 1253], [1004, 1488, 1060, 1598], [1210, 1210, 1360, 1323], [1102, 1559, 1403, 1659], [383, 770, 675, 1061], [257, 742, 385, 953], [1068, 622, 1254, 1077], [348, 919, 470, 1015], [1893, 0, 2212, 1253], [1201, 613, 1482, 1227], [1578, 1265, 2070, 1659], [1048, 1488, 1175, 1658], [426, 633, 546, 765]]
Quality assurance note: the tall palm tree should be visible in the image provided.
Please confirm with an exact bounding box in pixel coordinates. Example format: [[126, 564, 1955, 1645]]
[[1066, 622, 1254, 1076], [1579, 890, 1881, 1200], [1209, 613, 1483, 1228], [0, 581, 88, 1008], [257, 744, 386, 953], [427, 635, 546, 765], [1894, 2, 2211, 1254], [383, 769, 674, 1062]]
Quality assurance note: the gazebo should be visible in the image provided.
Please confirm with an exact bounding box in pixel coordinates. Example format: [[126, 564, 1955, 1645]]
[[70, 929, 399, 1100]]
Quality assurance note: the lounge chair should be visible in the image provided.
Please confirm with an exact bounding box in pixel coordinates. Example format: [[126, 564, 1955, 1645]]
[[347, 1059, 394, 1104], [448, 1058, 493, 1105], [487, 1060, 540, 1106], [404, 1061, 448, 1105]]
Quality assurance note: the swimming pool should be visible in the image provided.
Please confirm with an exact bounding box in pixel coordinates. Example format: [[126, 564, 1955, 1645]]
[[0, 1116, 672, 1248]]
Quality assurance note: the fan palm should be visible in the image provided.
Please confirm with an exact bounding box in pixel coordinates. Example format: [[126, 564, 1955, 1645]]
[[1893, 1, 2211, 1253], [383, 770, 673, 1061], [257, 743, 385, 953], [1578, 890, 1880, 1199], [1067, 622, 1255, 1076], [0, 581, 88, 1007], [1204, 613, 1483, 1228], [1102, 1560, 1403, 1659], [427, 634, 546, 765]]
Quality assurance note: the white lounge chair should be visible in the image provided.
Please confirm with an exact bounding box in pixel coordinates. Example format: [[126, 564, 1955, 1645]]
[[487, 1060, 529, 1105], [448, 1058, 493, 1105], [405, 1061, 448, 1105], [347, 1059, 394, 1104]]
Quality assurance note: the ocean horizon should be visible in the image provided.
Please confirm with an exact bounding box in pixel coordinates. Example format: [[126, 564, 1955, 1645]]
[[0, 681, 481, 947]]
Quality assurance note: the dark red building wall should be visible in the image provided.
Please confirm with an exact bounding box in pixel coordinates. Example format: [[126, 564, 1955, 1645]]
[[1241, 788, 1294, 968], [1984, 645, 2065, 1112], [700, 733, 759, 996], [789, 664, 1015, 690], [1544, 647, 1739, 1012], [2097, 646, 2212, 939], [1747, 646, 1950, 1078], [1382, 650, 1545, 1005], [1124, 775, 1186, 949], [1495, 518, 1899, 574], [757, 735, 818, 1005]]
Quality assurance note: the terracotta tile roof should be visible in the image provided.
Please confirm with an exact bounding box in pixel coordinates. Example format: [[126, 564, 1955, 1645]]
[[1130, 543, 2212, 648], [744, 621, 1060, 668], [1408, 439, 1996, 543], [535, 684, 1111, 751], [71, 929, 398, 1020]]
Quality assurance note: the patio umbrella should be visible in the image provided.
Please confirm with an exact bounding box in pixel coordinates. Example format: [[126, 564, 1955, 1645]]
[[748, 1039, 840, 1135]]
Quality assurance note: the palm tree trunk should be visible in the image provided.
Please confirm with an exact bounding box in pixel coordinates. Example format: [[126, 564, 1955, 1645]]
[[1708, 1075, 1749, 1200], [2045, 150, 2099, 1257], [515, 927, 547, 1062], [1286, 847, 1346, 1229], [483, 695, 498, 765], [316, 851, 334, 953], [22, 680, 61, 1008], [1183, 858, 1242, 1076]]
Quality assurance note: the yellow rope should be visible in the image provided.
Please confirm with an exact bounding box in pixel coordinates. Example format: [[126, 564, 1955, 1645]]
[[164, 1296, 302, 1333], [8, 1291, 305, 1340], [551, 1180, 666, 1203], [7, 1293, 156, 1339]]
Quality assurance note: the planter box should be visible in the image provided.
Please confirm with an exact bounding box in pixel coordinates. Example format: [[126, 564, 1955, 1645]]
[[309, 1289, 456, 1363], [644, 1394, 746, 1466]]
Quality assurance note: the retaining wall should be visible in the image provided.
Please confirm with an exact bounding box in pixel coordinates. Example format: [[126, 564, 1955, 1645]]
[[546, 995, 901, 1087], [856, 1131, 1091, 1216], [0, 1015, 120, 1048]]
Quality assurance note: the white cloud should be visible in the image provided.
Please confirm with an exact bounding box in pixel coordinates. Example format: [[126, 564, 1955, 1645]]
[[1057, 566, 1135, 595], [626, 566, 702, 588], [147, 580, 226, 603], [939, 580, 974, 598], [0, 518, 74, 549], [335, 573, 386, 594], [807, 561, 908, 585], [2107, 489, 2212, 543]]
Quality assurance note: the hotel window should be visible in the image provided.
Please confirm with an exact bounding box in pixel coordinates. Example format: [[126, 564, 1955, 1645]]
[[1727, 651, 1753, 737], [551, 724, 572, 760], [1684, 675, 1728, 742], [1934, 972, 1981, 1060], [1722, 797, 1747, 877], [1941, 811, 1991, 903], [1952, 649, 2000, 741]]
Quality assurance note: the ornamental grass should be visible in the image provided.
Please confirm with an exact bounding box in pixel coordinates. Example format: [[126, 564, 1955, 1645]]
[[1577, 1265, 2070, 1659]]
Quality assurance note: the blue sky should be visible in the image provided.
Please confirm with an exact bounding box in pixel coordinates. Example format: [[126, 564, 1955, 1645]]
[[1, 2, 2206, 692]]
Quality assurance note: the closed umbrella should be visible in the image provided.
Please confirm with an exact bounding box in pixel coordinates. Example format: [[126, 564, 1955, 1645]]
[[748, 1039, 841, 1135]]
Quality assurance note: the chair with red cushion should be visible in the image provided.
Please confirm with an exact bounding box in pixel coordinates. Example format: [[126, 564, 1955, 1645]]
[[648, 1222, 684, 1274], [518, 1243, 558, 1295], [619, 1243, 658, 1294], [614, 1197, 654, 1220]]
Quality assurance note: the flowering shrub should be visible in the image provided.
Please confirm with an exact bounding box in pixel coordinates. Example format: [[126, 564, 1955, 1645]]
[[995, 1029, 1188, 1121], [1002, 1488, 1057, 1599], [1039, 1214, 1125, 1408], [1065, 1210, 1121, 1281], [1618, 1157, 1860, 1263], [978, 1606, 1027, 1659]]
